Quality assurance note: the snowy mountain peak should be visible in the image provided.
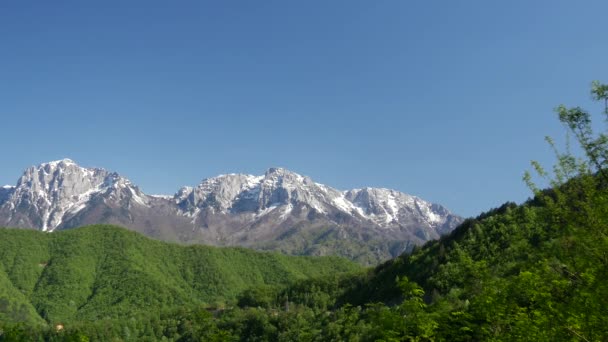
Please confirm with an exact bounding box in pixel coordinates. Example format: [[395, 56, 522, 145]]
[[169, 168, 458, 233], [264, 167, 308, 182], [44, 158, 76, 167], [175, 174, 262, 212], [0, 162, 463, 262], [3, 159, 144, 231], [265, 167, 290, 176]]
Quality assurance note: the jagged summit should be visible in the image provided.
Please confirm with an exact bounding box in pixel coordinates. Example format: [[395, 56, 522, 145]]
[[0, 160, 463, 263], [42, 158, 76, 166], [265, 167, 298, 176], [2, 159, 143, 231], [170, 167, 457, 234]]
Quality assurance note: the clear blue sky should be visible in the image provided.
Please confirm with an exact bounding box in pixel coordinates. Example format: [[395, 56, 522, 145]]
[[1, 1, 607, 217]]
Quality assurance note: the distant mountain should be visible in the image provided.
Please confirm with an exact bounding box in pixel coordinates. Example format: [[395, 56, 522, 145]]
[[0, 159, 463, 264]]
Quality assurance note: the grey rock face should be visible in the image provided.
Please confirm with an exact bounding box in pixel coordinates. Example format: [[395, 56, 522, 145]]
[[0, 160, 464, 263], [0, 159, 146, 231], [173, 168, 459, 238], [0, 186, 14, 206]]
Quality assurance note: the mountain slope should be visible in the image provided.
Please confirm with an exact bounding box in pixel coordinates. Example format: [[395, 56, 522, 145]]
[[329, 181, 608, 340], [0, 225, 360, 324], [0, 160, 462, 264], [5, 189, 606, 341], [0, 159, 148, 232]]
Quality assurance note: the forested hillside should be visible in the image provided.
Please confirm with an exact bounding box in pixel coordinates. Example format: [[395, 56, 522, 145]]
[[0, 225, 360, 326]]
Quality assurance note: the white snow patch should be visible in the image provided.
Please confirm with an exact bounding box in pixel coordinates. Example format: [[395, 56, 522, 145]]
[[244, 175, 264, 189], [422, 205, 441, 223], [41, 211, 50, 232], [129, 187, 148, 206], [332, 195, 356, 213], [279, 203, 293, 219], [386, 196, 398, 214], [189, 208, 200, 224], [256, 204, 280, 218], [150, 194, 173, 200], [67, 203, 87, 215], [42, 158, 76, 169], [308, 201, 327, 214], [352, 206, 367, 217]]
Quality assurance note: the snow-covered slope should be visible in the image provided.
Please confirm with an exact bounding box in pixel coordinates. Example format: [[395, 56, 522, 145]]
[[174, 167, 456, 235], [0, 159, 149, 231], [0, 160, 463, 263]]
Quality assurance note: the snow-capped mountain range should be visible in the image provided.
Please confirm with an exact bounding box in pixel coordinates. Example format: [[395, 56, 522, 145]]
[[0, 159, 463, 264]]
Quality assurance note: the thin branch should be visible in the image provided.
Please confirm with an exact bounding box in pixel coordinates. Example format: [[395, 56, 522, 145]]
[[566, 326, 590, 342]]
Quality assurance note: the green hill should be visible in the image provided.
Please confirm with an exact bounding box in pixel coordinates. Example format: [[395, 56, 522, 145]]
[[0, 225, 361, 325]]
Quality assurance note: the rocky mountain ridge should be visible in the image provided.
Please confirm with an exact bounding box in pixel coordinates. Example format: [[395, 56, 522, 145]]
[[0, 159, 463, 264]]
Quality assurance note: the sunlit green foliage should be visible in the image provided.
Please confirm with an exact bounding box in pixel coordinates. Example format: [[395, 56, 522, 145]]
[[0, 225, 360, 326]]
